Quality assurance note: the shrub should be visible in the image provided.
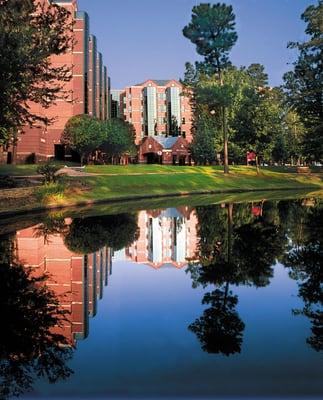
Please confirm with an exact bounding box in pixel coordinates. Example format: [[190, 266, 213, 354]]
[[0, 175, 16, 189], [37, 162, 61, 184]]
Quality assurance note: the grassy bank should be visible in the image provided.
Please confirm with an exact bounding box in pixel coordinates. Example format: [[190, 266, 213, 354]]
[[0, 165, 322, 215]]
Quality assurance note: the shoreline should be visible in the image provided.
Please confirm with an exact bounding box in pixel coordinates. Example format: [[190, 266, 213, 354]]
[[1, 165, 322, 218], [1, 184, 322, 220]]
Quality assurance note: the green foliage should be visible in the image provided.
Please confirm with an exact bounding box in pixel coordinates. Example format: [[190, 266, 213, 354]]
[[101, 118, 136, 162], [283, 1, 323, 162], [0, 0, 73, 147], [64, 213, 138, 254], [0, 234, 73, 398], [246, 63, 269, 87], [62, 115, 105, 164], [183, 3, 238, 71], [190, 105, 219, 164], [187, 63, 283, 166], [189, 288, 245, 355], [33, 214, 69, 244], [36, 182, 66, 204], [37, 162, 61, 184], [283, 200, 323, 351], [64, 217, 112, 254], [187, 200, 288, 355], [183, 2, 238, 173], [232, 86, 284, 165]]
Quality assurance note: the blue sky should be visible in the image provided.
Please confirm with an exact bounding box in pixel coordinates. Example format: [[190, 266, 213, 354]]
[[78, 0, 314, 89]]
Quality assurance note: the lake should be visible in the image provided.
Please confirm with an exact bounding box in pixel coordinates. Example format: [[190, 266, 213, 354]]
[[0, 193, 322, 399]]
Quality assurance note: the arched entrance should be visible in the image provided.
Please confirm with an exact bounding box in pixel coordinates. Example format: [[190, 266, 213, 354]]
[[146, 152, 162, 164]]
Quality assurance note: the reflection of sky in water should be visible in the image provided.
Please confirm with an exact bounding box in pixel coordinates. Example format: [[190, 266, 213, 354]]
[[27, 260, 322, 399]]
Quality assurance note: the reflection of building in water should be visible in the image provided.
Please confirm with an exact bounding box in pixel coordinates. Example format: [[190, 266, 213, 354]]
[[16, 225, 112, 345], [126, 207, 198, 268]]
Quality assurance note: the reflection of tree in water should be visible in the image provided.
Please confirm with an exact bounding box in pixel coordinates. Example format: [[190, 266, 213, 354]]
[[189, 288, 244, 356], [33, 213, 68, 244], [283, 200, 323, 352], [0, 234, 73, 399], [188, 202, 286, 355], [64, 213, 139, 254], [31, 212, 139, 254]]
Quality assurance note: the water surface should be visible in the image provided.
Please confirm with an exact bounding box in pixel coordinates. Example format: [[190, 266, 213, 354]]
[[0, 195, 322, 399]]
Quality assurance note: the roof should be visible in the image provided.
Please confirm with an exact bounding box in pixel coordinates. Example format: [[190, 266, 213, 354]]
[[153, 135, 179, 149], [159, 208, 184, 219], [135, 79, 175, 87], [144, 262, 187, 269]]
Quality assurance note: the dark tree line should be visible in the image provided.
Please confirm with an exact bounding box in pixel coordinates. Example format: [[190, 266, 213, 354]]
[[187, 199, 322, 355], [183, 1, 322, 167], [0, 234, 73, 399]]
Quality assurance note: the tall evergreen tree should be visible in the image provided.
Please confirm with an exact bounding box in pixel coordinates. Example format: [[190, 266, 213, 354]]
[[183, 3, 238, 173]]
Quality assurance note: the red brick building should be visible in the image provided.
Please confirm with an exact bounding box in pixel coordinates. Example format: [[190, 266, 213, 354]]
[[112, 79, 193, 164], [0, 0, 110, 164], [16, 222, 112, 345], [138, 135, 191, 164], [126, 208, 198, 269]]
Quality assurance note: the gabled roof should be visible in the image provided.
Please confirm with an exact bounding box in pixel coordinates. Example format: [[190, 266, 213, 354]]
[[159, 208, 184, 219], [153, 135, 179, 149], [135, 79, 177, 87]]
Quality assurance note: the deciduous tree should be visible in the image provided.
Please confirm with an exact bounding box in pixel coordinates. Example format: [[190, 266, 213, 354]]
[[0, 0, 73, 148], [283, 1, 323, 162], [62, 115, 105, 165], [101, 119, 136, 164]]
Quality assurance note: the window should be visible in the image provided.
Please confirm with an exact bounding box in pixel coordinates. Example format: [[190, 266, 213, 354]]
[[182, 117, 186, 124], [182, 131, 186, 138]]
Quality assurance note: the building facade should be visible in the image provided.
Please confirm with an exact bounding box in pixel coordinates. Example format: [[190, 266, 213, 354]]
[[114, 79, 193, 145], [16, 222, 112, 345], [126, 208, 198, 269], [0, 0, 111, 164]]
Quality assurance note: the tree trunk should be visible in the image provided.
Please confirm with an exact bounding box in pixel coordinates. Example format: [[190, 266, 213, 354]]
[[255, 155, 260, 175], [12, 141, 17, 165], [223, 107, 229, 174], [216, 62, 229, 174], [11, 129, 18, 165], [223, 280, 230, 309]]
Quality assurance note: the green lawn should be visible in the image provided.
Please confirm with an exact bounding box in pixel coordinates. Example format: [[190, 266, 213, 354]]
[[1, 162, 321, 177], [1, 164, 322, 215], [0, 164, 39, 176], [0, 161, 80, 176], [63, 166, 323, 205]]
